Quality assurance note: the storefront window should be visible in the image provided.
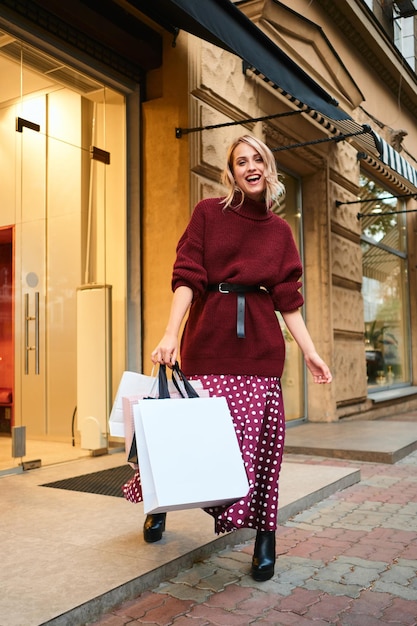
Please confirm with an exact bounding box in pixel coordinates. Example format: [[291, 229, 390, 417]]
[[0, 28, 127, 471], [359, 174, 411, 389]]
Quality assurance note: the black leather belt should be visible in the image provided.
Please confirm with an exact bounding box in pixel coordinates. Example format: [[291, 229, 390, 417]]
[[207, 282, 267, 338]]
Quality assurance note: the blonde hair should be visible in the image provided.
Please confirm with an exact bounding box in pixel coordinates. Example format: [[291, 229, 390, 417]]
[[220, 135, 285, 210]]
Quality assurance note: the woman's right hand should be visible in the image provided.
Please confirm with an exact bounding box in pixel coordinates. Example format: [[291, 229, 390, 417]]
[[151, 332, 178, 366], [151, 286, 193, 367]]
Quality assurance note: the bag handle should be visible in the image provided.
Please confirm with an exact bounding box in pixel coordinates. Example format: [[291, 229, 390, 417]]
[[171, 361, 200, 398], [127, 365, 169, 464], [154, 362, 200, 399], [158, 364, 171, 399]]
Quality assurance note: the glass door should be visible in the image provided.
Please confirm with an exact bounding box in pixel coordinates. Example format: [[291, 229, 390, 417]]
[[0, 31, 126, 472]]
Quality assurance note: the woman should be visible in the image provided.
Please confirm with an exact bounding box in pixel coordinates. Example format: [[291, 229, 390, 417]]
[[149, 134, 332, 581]]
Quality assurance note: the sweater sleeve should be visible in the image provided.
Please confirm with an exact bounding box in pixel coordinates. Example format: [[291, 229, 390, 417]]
[[171, 203, 208, 296], [270, 222, 304, 312]]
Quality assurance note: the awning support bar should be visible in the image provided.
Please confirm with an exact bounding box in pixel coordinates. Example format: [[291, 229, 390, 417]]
[[175, 109, 304, 138], [176, 117, 371, 154], [336, 192, 417, 207], [357, 208, 417, 220], [271, 125, 371, 153]]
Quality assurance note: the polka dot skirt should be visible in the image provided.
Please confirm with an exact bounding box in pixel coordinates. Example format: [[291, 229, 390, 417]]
[[190, 374, 285, 534]]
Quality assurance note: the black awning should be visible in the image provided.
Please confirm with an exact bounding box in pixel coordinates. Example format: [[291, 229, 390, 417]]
[[132, 0, 349, 121]]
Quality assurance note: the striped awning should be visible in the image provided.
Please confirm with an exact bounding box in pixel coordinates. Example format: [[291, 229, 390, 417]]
[[244, 66, 417, 187], [307, 113, 417, 189], [369, 130, 417, 188]]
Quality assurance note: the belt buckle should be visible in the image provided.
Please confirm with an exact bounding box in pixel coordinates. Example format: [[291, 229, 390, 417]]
[[218, 282, 229, 293]]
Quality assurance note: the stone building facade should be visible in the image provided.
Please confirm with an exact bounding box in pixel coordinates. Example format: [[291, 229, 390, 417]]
[[144, 0, 417, 424], [1, 0, 417, 471]]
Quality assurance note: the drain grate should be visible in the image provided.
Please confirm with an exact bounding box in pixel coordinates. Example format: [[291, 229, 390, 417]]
[[41, 465, 135, 497]]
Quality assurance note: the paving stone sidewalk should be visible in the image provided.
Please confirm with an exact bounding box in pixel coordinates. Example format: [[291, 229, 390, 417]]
[[89, 451, 417, 626]]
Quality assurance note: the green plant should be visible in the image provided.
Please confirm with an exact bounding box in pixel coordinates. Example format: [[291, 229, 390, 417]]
[[364, 320, 398, 349]]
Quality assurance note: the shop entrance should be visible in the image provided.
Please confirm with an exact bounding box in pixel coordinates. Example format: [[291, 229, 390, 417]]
[[0, 31, 127, 472]]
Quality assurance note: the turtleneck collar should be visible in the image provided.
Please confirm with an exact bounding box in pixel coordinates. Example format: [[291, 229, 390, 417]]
[[227, 193, 272, 221]]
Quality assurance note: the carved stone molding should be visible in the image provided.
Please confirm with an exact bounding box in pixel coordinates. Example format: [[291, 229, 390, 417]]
[[333, 338, 368, 403], [331, 141, 359, 188], [332, 286, 364, 333], [331, 221, 360, 245], [331, 233, 362, 283], [336, 397, 369, 410], [191, 162, 221, 183], [330, 180, 362, 236], [334, 330, 364, 341], [190, 87, 256, 134], [264, 122, 325, 171], [261, 0, 364, 111], [330, 169, 361, 197], [191, 173, 224, 208], [188, 37, 260, 208], [313, 0, 417, 118], [188, 98, 242, 187], [332, 275, 361, 292]]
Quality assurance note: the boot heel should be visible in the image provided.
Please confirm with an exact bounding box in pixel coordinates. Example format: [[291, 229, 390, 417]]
[[251, 530, 276, 581], [143, 513, 167, 543]]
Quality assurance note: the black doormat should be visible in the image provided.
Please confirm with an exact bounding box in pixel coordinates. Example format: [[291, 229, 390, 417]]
[[40, 465, 135, 498]]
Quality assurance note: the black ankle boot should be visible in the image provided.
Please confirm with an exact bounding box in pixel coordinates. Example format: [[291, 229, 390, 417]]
[[251, 530, 276, 581], [143, 513, 166, 543]]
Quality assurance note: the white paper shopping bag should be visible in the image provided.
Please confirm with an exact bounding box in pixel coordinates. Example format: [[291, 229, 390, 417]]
[[133, 396, 249, 514], [109, 370, 209, 439], [109, 371, 157, 437]]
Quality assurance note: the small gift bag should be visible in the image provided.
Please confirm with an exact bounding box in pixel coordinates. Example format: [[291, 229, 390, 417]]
[[109, 371, 157, 438]]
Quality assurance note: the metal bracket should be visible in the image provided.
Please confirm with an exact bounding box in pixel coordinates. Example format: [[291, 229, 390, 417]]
[[16, 117, 40, 133], [90, 146, 110, 164]]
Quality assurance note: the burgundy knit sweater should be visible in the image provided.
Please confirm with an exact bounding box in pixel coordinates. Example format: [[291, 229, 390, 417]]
[[172, 196, 304, 378]]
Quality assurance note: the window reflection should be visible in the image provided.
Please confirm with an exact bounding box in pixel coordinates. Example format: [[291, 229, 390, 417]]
[[360, 174, 410, 389]]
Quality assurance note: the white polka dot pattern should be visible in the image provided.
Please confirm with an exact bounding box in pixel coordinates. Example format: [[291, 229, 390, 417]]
[[190, 374, 285, 534], [122, 469, 142, 503]]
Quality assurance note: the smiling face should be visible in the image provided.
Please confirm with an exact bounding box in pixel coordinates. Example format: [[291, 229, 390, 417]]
[[231, 143, 266, 202]]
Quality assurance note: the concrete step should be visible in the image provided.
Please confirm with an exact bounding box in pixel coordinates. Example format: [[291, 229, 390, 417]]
[[284, 420, 417, 463], [0, 454, 359, 626]]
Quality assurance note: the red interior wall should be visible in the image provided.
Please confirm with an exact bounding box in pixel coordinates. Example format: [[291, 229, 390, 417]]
[[0, 235, 13, 396]]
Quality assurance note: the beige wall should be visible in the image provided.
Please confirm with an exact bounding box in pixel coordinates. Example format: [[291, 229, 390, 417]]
[[141, 32, 190, 374]]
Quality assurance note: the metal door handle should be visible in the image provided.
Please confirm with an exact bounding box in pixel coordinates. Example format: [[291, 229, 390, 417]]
[[24, 293, 29, 375], [34, 292, 39, 375], [25, 292, 40, 375]]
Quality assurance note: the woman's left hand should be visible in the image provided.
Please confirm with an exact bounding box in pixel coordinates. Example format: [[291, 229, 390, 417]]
[[304, 352, 332, 384]]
